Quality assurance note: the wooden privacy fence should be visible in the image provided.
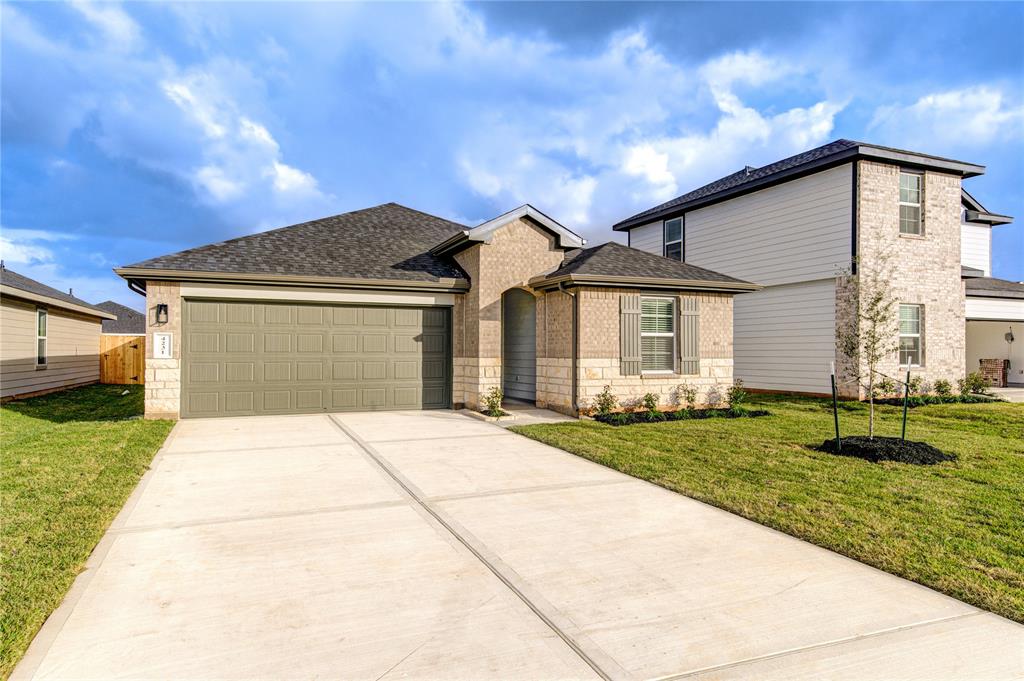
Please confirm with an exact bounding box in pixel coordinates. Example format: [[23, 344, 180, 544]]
[[100, 335, 145, 385]]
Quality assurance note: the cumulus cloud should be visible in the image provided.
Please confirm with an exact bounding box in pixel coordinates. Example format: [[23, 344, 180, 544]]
[[870, 86, 1024, 148]]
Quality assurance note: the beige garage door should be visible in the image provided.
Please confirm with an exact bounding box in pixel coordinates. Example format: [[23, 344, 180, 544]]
[[181, 300, 451, 418]]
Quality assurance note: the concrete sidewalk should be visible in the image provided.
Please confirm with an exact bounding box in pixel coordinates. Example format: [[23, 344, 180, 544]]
[[15, 411, 1024, 680]]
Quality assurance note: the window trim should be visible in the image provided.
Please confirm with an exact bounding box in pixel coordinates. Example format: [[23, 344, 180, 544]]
[[640, 295, 676, 374], [663, 217, 683, 261], [898, 171, 924, 236], [898, 303, 923, 368], [36, 307, 48, 368]]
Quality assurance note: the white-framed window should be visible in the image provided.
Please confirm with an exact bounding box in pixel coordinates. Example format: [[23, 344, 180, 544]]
[[899, 172, 923, 235], [641, 296, 675, 373], [36, 308, 48, 367], [664, 217, 683, 261], [899, 304, 922, 367]]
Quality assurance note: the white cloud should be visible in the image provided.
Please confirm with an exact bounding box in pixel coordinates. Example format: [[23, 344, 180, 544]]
[[870, 86, 1024, 148], [160, 68, 333, 215], [70, 1, 141, 52]]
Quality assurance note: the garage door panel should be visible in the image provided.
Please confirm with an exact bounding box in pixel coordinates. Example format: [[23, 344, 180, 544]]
[[226, 333, 255, 353], [225, 303, 255, 324], [181, 301, 451, 417]]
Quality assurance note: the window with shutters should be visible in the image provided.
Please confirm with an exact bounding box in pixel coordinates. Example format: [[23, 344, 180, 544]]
[[641, 297, 675, 373]]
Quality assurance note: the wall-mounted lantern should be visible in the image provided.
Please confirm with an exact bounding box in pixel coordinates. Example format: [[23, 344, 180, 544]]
[[155, 303, 169, 325]]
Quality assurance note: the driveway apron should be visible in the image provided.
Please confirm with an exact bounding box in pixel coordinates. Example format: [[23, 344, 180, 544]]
[[14, 412, 1024, 681]]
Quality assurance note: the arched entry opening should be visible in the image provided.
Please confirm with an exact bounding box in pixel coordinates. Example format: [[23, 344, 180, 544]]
[[502, 288, 537, 403]]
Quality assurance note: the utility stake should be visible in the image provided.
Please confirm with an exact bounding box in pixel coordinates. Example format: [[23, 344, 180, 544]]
[[831, 364, 841, 452], [901, 370, 911, 441]]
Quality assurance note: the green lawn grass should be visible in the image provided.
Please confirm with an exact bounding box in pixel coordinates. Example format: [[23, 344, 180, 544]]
[[0, 385, 173, 678], [512, 394, 1024, 622]]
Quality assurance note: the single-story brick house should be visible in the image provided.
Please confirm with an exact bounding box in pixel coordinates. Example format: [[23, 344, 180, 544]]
[[115, 204, 758, 419], [0, 267, 116, 400]]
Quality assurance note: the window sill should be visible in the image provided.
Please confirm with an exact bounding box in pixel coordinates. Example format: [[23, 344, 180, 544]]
[[898, 233, 926, 240]]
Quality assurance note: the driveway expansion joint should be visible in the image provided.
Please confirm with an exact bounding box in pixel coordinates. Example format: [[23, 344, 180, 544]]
[[327, 414, 628, 681], [655, 610, 986, 680]]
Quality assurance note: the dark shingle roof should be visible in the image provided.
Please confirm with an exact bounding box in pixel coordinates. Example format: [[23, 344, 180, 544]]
[[95, 301, 146, 334], [538, 242, 755, 288], [0, 267, 111, 315], [122, 203, 468, 283], [614, 139, 985, 230], [615, 140, 860, 229], [965, 277, 1024, 300]]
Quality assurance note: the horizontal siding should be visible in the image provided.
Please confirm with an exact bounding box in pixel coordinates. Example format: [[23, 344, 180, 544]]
[[734, 279, 836, 393], [628, 221, 663, 256], [965, 296, 1024, 322], [1, 297, 101, 398], [686, 164, 853, 286], [961, 222, 991, 276]]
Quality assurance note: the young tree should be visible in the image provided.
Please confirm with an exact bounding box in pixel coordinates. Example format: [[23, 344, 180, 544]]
[[836, 255, 899, 438]]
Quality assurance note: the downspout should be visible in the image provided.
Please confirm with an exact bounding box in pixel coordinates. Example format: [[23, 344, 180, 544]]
[[558, 282, 579, 415]]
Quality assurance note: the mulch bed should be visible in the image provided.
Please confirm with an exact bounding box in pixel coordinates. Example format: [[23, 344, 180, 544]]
[[818, 436, 956, 465], [872, 394, 999, 407], [594, 407, 770, 426]]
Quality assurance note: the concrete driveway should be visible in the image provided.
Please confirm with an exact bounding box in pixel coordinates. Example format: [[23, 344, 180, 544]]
[[16, 411, 1024, 680]]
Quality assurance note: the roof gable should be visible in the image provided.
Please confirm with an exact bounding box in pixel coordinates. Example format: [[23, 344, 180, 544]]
[[431, 204, 585, 255], [530, 241, 758, 292]]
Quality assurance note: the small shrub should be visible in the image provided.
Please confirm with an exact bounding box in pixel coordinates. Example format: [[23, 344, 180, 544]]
[[641, 392, 660, 413], [705, 385, 723, 409], [726, 379, 748, 408], [959, 371, 991, 396], [483, 386, 504, 417], [594, 385, 618, 416], [876, 377, 897, 398], [606, 412, 632, 426], [907, 375, 924, 396], [934, 379, 953, 397], [675, 383, 698, 410]]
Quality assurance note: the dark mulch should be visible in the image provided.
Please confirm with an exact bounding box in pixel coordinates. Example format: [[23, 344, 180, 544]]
[[818, 436, 957, 465], [595, 407, 770, 426], [872, 394, 1000, 407]]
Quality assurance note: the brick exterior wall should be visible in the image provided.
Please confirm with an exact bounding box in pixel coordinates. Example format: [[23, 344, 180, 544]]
[[451, 218, 565, 409], [144, 280, 181, 419], [836, 161, 965, 398], [573, 288, 734, 412]]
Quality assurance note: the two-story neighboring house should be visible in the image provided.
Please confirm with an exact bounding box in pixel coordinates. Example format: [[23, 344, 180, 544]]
[[613, 139, 1021, 396]]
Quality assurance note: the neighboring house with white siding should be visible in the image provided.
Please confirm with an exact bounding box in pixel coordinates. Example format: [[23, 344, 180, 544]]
[[0, 267, 116, 400], [614, 139, 1021, 395]]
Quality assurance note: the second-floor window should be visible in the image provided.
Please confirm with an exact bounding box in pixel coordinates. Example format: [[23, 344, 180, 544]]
[[899, 304, 922, 367], [899, 172, 923, 235], [664, 217, 683, 260]]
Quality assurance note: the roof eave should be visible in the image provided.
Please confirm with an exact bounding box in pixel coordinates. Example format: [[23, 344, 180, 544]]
[[114, 267, 470, 293], [0, 285, 118, 319], [528, 273, 762, 293], [965, 210, 1014, 226], [613, 144, 986, 232]]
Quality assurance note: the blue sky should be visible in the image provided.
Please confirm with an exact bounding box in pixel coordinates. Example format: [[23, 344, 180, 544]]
[[2, 1, 1022, 309]]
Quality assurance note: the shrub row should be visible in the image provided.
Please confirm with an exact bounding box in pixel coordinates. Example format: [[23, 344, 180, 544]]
[[594, 406, 770, 426], [872, 393, 1002, 408]]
